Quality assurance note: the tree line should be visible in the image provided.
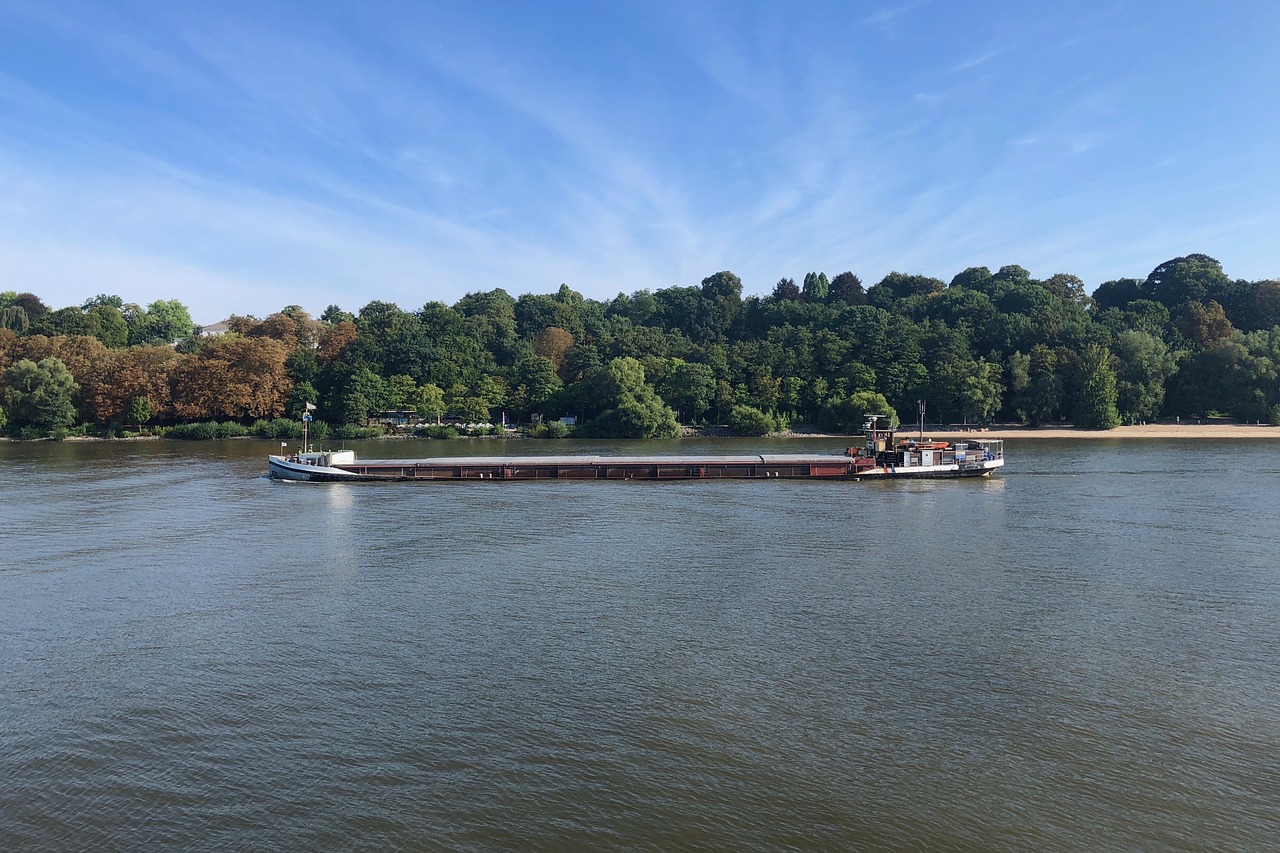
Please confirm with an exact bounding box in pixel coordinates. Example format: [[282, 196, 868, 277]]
[[2, 252, 1278, 439]]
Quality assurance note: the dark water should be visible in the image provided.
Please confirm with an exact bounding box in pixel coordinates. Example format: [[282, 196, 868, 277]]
[[2, 437, 1278, 851]]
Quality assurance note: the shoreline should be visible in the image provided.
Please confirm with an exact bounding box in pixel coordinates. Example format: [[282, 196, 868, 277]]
[[11, 422, 1280, 443], [765, 423, 1280, 440]]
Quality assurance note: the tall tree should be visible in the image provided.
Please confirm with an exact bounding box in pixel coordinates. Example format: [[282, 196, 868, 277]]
[[576, 357, 678, 438], [1112, 331, 1176, 423], [136, 299, 195, 345], [1072, 344, 1120, 429], [510, 356, 563, 419], [802, 272, 829, 303], [771, 277, 801, 302], [1091, 278, 1143, 311], [1175, 301, 1234, 348], [1142, 253, 1230, 309], [661, 360, 716, 423], [170, 337, 291, 421], [828, 271, 866, 305], [3, 357, 79, 432]]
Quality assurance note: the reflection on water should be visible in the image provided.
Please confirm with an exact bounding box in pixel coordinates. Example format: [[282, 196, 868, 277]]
[[1, 438, 1278, 851]]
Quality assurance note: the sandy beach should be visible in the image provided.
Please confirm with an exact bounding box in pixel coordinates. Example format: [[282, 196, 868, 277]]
[[916, 423, 1280, 440]]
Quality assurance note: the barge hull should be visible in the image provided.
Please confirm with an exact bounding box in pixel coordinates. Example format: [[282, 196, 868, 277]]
[[268, 454, 1002, 482]]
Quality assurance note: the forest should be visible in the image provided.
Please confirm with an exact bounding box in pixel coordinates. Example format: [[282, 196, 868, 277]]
[[1, 253, 1278, 440]]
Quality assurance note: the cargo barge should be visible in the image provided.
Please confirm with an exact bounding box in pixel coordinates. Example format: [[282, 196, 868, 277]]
[[267, 418, 1004, 483]]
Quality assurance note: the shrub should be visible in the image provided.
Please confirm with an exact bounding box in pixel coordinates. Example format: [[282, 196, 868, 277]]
[[527, 420, 571, 438], [166, 422, 217, 440], [250, 418, 304, 439], [165, 420, 249, 440], [332, 424, 385, 440], [728, 405, 777, 437], [213, 421, 248, 439]]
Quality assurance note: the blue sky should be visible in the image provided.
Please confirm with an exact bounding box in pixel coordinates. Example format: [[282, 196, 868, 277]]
[[2, 0, 1278, 323]]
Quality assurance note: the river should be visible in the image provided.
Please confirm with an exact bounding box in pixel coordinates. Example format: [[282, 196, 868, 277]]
[[2, 437, 1278, 851]]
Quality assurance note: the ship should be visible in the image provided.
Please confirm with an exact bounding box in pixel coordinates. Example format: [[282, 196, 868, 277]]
[[266, 417, 1004, 482]]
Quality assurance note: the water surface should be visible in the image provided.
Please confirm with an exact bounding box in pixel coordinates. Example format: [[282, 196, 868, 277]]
[[2, 437, 1278, 850]]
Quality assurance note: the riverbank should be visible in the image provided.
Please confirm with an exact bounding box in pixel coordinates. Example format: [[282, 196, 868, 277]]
[[887, 423, 1280, 440], [11, 422, 1280, 442], [749, 422, 1280, 440]]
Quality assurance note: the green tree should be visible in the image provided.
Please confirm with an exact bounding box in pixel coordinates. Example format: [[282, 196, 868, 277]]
[[511, 356, 563, 419], [1092, 278, 1143, 311], [700, 271, 744, 341], [286, 381, 319, 419], [802, 272, 830, 303], [661, 360, 716, 423], [1, 306, 29, 333], [1012, 345, 1063, 426], [728, 404, 776, 436], [578, 357, 678, 438], [1113, 331, 1176, 423], [1142, 253, 1230, 309], [321, 305, 355, 324], [828, 272, 866, 305], [3, 357, 79, 433], [415, 383, 446, 424], [133, 299, 195, 345], [82, 294, 125, 310], [37, 306, 90, 337], [932, 357, 1004, 424], [820, 390, 898, 433], [868, 272, 946, 307], [386, 374, 420, 411], [1072, 344, 1121, 429], [338, 368, 388, 425], [87, 304, 129, 348], [128, 395, 152, 428], [1041, 273, 1091, 307], [771, 277, 801, 302]]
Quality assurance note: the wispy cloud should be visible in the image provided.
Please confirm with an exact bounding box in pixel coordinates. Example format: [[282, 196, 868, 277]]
[[1, 0, 1277, 316], [863, 1, 929, 29], [949, 50, 1001, 74]]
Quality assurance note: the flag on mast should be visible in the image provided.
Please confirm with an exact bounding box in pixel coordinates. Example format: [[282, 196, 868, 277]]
[[305, 401, 317, 411]]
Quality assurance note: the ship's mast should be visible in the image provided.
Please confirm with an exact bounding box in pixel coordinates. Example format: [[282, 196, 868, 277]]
[[303, 401, 315, 453]]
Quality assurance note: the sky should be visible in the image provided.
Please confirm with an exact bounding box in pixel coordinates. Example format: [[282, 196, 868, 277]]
[[2, 0, 1279, 324]]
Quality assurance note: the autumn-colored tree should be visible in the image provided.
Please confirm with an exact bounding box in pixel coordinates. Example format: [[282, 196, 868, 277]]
[[318, 321, 358, 362], [171, 336, 292, 420], [35, 336, 110, 419], [533, 326, 574, 371], [247, 310, 322, 351], [1176, 301, 1234, 349], [0, 328, 22, 377], [87, 346, 182, 423]]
